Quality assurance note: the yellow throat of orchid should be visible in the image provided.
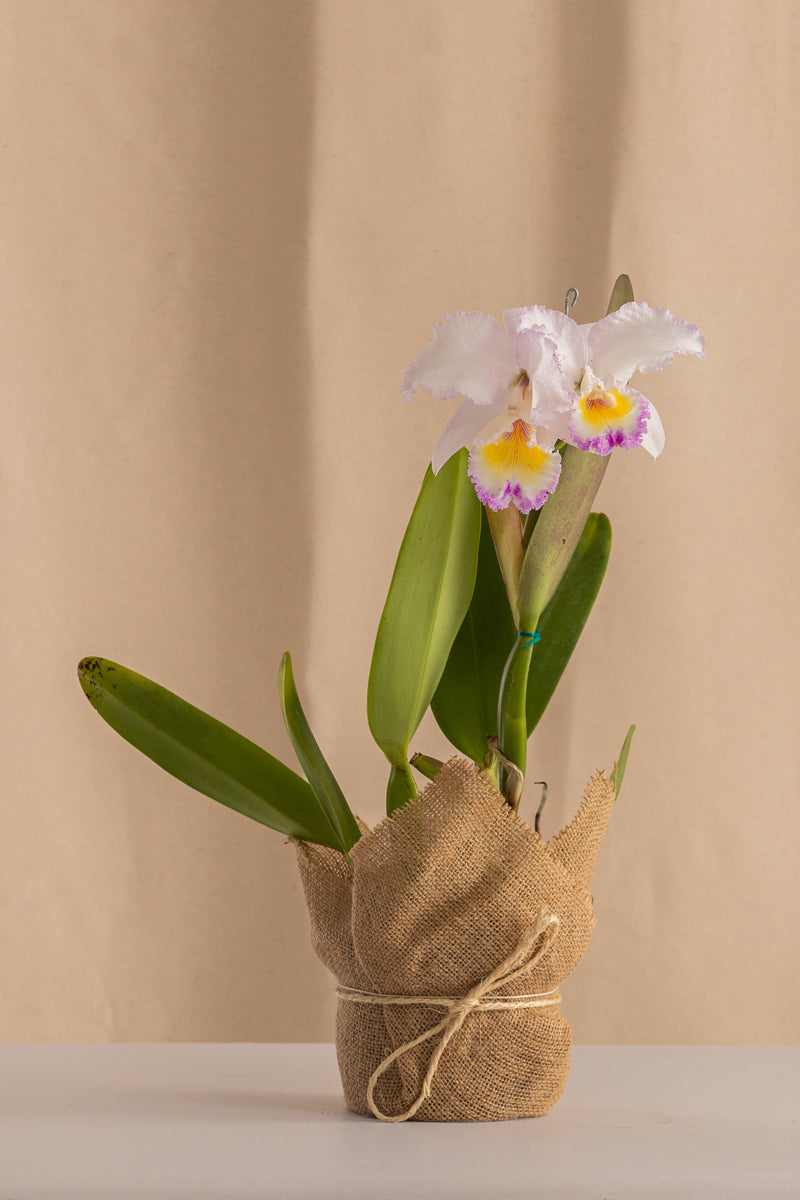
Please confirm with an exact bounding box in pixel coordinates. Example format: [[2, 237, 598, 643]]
[[578, 384, 635, 426], [480, 418, 549, 476], [468, 416, 562, 514]]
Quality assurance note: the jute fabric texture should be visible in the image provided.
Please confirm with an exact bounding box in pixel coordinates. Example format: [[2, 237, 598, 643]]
[[296, 757, 616, 1122]]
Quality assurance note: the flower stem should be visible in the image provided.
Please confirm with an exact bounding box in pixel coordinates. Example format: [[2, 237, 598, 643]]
[[386, 761, 418, 815], [497, 449, 608, 808], [496, 633, 536, 808]]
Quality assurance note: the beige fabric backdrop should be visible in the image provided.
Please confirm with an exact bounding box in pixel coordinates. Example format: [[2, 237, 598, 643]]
[[2, 0, 798, 1043]]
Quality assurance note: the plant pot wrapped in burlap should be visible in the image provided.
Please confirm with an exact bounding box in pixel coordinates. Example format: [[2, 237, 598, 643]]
[[296, 756, 616, 1123]]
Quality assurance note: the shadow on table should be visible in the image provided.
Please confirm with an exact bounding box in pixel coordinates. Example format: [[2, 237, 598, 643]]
[[157, 1086, 357, 1121], [1, 1085, 358, 1123]]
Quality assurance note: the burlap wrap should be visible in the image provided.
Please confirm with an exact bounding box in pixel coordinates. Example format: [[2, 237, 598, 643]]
[[296, 756, 616, 1122]]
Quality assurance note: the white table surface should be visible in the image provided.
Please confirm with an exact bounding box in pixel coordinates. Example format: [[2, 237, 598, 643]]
[[0, 1044, 797, 1199]]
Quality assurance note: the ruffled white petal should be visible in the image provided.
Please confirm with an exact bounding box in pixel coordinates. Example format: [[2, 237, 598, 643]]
[[531, 422, 559, 453], [431, 393, 508, 474], [587, 301, 705, 387], [638, 392, 665, 458], [402, 311, 518, 407], [504, 305, 587, 384], [538, 406, 572, 447], [506, 327, 574, 425]]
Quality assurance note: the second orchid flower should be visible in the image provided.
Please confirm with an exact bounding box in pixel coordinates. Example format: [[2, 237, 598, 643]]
[[402, 299, 704, 513]]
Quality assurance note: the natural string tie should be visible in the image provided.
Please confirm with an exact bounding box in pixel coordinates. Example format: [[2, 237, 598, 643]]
[[335, 908, 560, 1123]]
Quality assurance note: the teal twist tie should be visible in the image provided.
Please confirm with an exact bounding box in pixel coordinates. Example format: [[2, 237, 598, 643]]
[[519, 629, 542, 648]]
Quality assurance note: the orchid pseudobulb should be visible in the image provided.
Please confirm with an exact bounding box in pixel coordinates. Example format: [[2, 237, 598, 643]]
[[402, 300, 705, 513]]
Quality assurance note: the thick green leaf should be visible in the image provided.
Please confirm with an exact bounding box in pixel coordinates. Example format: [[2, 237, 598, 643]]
[[607, 273, 634, 313], [610, 724, 635, 799], [431, 506, 517, 763], [78, 657, 343, 849], [526, 512, 612, 733], [518, 446, 609, 630], [367, 450, 481, 768], [278, 652, 361, 853]]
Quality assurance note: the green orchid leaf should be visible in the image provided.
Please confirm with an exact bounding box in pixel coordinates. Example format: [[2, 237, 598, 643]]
[[77, 657, 344, 850], [610, 723, 636, 799], [367, 450, 481, 783], [431, 506, 517, 763], [278, 652, 361, 853], [526, 512, 612, 733], [607, 273, 634, 313], [518, 445, 609, 630]]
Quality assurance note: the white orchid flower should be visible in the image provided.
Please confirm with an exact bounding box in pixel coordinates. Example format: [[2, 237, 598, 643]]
[[402, 310, 568, 513], [402, 301, 705, 513]]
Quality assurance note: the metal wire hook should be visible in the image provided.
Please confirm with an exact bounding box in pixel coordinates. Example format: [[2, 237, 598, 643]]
[[564, 287, 579, 316]]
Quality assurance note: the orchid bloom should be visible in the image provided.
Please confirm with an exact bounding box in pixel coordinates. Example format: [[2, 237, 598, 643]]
[[402, 301, 705, 513]]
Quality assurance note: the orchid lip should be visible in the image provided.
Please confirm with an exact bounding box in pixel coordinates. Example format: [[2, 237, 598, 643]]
[[569, 388, 650, 454], [468, 418, 562, 513]]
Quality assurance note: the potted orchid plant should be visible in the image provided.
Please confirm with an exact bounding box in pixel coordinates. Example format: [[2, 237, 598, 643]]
[[78, 275, 703, 1122]]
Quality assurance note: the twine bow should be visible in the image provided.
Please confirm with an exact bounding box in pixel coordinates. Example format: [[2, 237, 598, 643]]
[[336, 908, 561, 1122]]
